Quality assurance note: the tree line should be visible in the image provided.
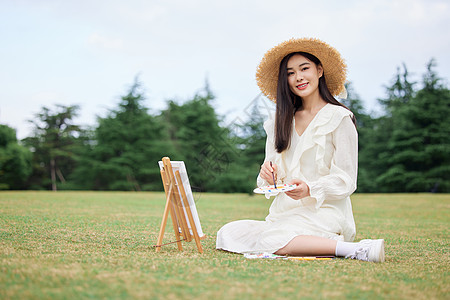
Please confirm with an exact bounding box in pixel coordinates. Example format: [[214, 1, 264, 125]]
[[1, 60, 449, 193]]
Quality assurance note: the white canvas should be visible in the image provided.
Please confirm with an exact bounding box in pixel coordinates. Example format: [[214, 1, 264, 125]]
[[158, 160, 205, 238]]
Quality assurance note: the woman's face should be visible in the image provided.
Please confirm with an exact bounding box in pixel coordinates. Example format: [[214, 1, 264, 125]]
[[286, 54, 323, 99]]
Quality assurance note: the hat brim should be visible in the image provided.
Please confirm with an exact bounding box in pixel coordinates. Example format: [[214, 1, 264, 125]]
[[256, 38, 347, 102]]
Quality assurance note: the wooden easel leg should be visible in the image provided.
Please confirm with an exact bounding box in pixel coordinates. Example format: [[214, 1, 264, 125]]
[[156, 169, 183, 251], [168, 189, 183, 250], [155, 187, 171, 252], [175, 171, 204, 253], [163, 158, 191, 243], [155, 157, 204, 254]]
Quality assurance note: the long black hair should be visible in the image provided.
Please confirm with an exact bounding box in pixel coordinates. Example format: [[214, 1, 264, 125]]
[[274, 51, 355, 153]]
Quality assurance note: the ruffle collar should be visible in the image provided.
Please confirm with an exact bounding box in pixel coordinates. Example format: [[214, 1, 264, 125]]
[[263, 104, 353, 180], [287, 104, 353, 175]]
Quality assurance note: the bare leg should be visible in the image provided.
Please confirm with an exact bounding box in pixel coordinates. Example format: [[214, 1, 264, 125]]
[[274, 235, 337, 256]]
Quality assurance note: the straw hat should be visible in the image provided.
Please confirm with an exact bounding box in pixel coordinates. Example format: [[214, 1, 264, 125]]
[[256, 37, 347, 102]]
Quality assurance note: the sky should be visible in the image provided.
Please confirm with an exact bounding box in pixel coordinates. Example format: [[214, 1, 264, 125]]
[[1, 0, 449, 139]]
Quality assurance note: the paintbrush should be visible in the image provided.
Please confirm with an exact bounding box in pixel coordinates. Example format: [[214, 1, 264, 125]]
[[287, 256, 334, 261], [270, 161, 277, 189]]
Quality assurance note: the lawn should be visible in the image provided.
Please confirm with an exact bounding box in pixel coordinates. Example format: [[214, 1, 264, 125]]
[[0, 191, 449, 299]]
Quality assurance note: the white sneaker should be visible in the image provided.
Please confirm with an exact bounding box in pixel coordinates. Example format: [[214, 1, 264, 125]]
[[345, 239, 385, 263]]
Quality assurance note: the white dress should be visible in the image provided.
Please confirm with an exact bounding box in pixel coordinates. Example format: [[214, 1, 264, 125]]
[[216, 104, 358, 253]]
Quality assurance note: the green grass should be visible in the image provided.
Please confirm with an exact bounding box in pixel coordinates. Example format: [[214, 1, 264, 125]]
[[0, 191, 449, 299]]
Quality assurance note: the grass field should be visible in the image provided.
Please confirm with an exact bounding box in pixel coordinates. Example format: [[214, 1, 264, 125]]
[[0, 191, 449, 299]]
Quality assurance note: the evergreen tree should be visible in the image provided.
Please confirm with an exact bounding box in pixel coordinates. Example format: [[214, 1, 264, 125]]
[[367, 65, 415, 192], [379, 63, 416, 115], [23, 105, 82, 190], [0, 125, 32, 189], [240, 104, 267, 168], [341, 83, 367, 126], [214, 102, 267, 193], [161, 83, 233, 191], [341, 83, 379, 192], [73, 78, 175, 191], [377, 59, 450, 192]]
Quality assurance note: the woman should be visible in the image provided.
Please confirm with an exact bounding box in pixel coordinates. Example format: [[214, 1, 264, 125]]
[[216, 38, 385, 262]]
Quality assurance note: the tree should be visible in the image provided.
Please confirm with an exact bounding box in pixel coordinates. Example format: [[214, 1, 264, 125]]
[[23, 105, 82, 190], [161, 83, 234, 191], [73, 78, 175, 190], [341, 83, 380, 192], [378, 63, 416, 115], [0, 125, 32, 189], [376, 59, 450, 192], [213, 102, 267, 193]]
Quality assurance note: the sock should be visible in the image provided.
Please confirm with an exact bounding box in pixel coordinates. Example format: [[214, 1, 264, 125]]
[[335, 241, 359, 257]]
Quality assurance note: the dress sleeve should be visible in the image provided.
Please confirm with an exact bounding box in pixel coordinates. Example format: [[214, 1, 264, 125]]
[[256, 117, 286, 187], [307, 116, 358, 208], [256, 134, 276, 187]]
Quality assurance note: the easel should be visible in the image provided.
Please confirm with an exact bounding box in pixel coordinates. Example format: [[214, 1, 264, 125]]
[[154, 157, 204, 253]]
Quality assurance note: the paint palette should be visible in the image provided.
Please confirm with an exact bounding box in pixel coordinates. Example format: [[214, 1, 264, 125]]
[[253, 184, 297, 198]]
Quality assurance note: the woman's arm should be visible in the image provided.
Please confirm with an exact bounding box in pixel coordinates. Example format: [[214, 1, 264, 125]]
[[304, 116, 358, 207], [256, 118, 286, 187], [256, 131, 277, 187]]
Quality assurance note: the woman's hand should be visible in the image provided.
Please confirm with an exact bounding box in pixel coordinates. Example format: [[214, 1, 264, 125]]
[[259, 161, 278, 185], [285, 179, 310, 200]]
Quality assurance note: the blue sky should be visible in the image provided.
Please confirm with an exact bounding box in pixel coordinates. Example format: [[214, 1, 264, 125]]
[[1, 0, 449, 139]]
